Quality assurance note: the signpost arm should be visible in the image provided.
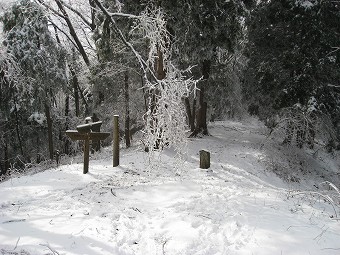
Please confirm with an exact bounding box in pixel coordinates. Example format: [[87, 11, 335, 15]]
[[113, 115, 119, 167]]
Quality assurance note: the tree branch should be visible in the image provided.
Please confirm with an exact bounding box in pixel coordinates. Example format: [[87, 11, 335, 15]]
[[59, 0, 94, 30], [49, 20, 80, 51], [36, 0, 65, 20], [54, 0, 90, 66], [93, 0, 157, 81]]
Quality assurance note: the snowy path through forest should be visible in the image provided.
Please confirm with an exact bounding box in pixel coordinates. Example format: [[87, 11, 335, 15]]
[[0, 119, 339, 255]]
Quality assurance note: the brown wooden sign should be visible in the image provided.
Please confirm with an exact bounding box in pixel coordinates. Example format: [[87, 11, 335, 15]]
[[65, 129, 110, 174], [65, 130, 110, 141]]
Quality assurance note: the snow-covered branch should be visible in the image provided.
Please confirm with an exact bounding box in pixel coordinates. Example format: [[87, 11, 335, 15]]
[[58, 0, 93, 30], [93, 0, 156, 80]]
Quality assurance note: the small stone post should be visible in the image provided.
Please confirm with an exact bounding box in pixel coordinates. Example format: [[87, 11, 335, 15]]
[[199, 150, 210, 169], [113, 115, 119, 167]]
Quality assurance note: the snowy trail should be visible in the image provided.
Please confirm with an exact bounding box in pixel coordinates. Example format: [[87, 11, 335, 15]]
[[1, 119, 340, 255]]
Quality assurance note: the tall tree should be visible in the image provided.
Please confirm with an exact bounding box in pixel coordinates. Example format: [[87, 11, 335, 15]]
[[1, 0, 67, 161], [244, 0, 340, 147], [158, 0, 252, 134]]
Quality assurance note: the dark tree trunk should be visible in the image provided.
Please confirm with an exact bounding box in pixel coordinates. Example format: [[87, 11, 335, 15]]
[[89, 0, 96, 30], [64, 94, 70, 154], [45, 102, 54, 160], [190, 60, 210, 137], [71, 68, 80, 117], [124, 71, 131, 148], [13, 102, 24, 156], [55, 0, 90, 66], [65, 94, 70, 117], [184, 97, 195, 132], [191, 88, 208, 136], [3, 141, 9, 175], [191, 98, 196, 132]]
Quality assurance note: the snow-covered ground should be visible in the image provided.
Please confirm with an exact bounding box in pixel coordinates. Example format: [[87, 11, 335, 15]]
[[0, 119, 339, 255]]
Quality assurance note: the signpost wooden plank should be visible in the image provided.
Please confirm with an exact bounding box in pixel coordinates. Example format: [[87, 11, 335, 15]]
[[65, 131, 110, 141], [65, 123, 110, 174]]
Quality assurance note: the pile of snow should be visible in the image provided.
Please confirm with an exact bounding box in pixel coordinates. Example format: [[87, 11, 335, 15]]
[[295, 0, 318, 9], [27, 112, 46, 125], [0, 119, 339, 255]]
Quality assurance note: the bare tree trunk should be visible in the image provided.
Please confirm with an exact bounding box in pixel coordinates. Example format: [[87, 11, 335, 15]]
[[54, 0, 90, 66], [89, 0, 96, 30], [3, 141, 9, 175], [70, 67, 80, 117], [184, 97, 195, 132], [13, 101, 24, 156], [45, 102, 54, 160], [124, 71, 131, 148], [64, 94, 70, 154], [192, 98, 196, 132], [190, 60, 210, 137]]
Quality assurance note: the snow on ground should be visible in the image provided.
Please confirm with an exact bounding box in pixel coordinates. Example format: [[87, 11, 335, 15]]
[[0, 119, 339, 255]]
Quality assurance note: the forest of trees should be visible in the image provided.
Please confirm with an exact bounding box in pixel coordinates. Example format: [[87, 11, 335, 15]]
[[0, 0, 339, 175]]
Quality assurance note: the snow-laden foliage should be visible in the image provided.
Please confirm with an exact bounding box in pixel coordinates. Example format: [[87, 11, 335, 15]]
[[132, 8, 199, 165], [2, 0, 67, 105], [295, 0, 317, 9], [0, 0, 68, 169], [142, 67, 198, 167], [0, 47, 30, 115]]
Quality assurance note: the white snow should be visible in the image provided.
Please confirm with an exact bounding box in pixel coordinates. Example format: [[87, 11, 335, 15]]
[[295, 0, 317, 9], [0, 119, 339, 255], [27, 112, 46, 125]]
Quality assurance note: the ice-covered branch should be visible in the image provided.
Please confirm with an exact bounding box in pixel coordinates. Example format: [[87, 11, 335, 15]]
[[93, 0, 156, 81], [58, 0, 93, 30]]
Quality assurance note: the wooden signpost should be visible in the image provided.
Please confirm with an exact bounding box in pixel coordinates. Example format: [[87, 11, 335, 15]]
[[65, 121, 110, 174]]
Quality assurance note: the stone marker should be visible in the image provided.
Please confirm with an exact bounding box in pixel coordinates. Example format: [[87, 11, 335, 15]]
[[199, 150, 210, 169]]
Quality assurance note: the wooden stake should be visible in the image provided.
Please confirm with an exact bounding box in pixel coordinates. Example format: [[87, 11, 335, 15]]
[[83, 135, 90, 174], [113, 115, 119, 167]]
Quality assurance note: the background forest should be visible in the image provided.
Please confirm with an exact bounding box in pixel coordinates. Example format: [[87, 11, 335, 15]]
[[0, 0, 339, 176]]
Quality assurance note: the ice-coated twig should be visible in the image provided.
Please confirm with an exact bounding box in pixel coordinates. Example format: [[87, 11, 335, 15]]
[[291, 191, 338, 218]]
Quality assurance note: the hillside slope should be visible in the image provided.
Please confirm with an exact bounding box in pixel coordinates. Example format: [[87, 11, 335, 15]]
[[0, 119, 339, 255]]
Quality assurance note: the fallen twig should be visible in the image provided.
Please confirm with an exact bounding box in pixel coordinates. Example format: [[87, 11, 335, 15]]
[[39, 243, 60, 255], [2, 219, 26, 224], [13, 237, 20, 250], [110, 188, 117, 197]]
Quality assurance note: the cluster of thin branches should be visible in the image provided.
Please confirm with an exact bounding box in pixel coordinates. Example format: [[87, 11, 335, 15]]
[[135, 9, 199, 167], [289, 181, 340, 220]]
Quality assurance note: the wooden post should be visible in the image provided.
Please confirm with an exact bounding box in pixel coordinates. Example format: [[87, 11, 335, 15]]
[[200, 150, 210, 169], [65, 128, 110, 174], [113, 115, 119, 167], [83, 135, 90, 174]]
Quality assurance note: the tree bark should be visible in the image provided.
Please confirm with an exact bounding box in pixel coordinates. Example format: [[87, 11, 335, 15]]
[[124, 71, 131, 148], [191, 98, 196, 132], [13, 101, 24, 156], [3, 141, 9, 175], [64, 94, 70, 154], [45, 102, 54, 160], [184, 97, 195, 132], [190, 60, 210, 137], [89, 0, 96, 30], [70, 67, 80, 117]]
